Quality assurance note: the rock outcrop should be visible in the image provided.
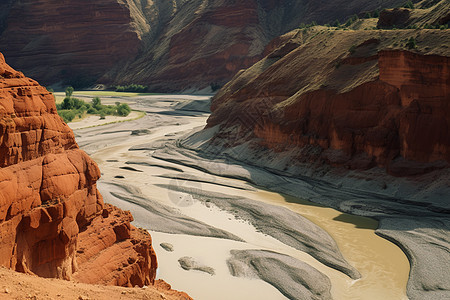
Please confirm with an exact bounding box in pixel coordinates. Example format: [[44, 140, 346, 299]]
[[0, 52, 189, 298], [0, 0, 408, 91], [378, 1, 450, 29], [205, 28, 450, 176]]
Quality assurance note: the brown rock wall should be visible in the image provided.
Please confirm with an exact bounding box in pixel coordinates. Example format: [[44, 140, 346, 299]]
[[207, 30, 450, 176], [0, 53, 164, 291]]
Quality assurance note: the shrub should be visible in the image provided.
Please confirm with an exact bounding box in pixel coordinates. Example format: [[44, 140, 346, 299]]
[[92, 97, 101, 109], [72, 98, 85, 109], [65, 86, 74, 98], [61, 97, 74, 110], [344, 15, 359, 27], [406, 37, 417, 49], [87, 107, 98, 114], [332, 20, 341, 27], [116, 103, 131, 116], [349, 44, 357, 54], [403, 1, 414, 9], [115, 84, 148, 93], [58, 110, 76, 123]]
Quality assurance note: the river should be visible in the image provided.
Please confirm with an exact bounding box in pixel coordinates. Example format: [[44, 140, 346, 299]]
[[70, 93, 409, 300]]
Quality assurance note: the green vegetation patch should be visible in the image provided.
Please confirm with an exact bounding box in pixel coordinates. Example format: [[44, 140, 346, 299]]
[[115, 84, 148, 93], [56, 87, 132, 123]]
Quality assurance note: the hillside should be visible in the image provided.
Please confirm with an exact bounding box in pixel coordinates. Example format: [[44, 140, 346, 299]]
[[206, 26, 450, 176], [0, 0, 414, 91]]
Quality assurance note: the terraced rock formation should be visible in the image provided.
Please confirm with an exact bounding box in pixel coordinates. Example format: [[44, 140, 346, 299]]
[[0, 52, 190, 299]]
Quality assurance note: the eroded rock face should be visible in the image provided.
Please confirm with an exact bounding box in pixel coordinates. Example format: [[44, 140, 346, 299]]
[[0, 0, 141, 85], [206, 30, 450, 176], [0, 0, 408, 91], [0, 53, 157, 287]]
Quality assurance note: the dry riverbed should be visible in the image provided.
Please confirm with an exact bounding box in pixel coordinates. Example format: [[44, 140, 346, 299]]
[[69, 93, 425, 300]]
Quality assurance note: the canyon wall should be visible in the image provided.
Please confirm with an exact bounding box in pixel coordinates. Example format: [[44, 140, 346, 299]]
[[206, 29, 450, 176], [0, 0, 407, 91], [0, 0, 142, 86], [0, 52, 162, 288]]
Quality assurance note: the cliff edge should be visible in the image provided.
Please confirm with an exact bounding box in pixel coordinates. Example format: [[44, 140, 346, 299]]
[[207, 28, 450, 176], [0, 52, 190, 298]]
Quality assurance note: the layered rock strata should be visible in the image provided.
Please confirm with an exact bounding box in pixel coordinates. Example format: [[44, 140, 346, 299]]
[[0, 0, 408, 91], [206, 29, 450, 176], [0, 52, 166, 290]]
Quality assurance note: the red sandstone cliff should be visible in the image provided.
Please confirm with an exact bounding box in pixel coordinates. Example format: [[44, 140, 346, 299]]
[[0, 0, 409, 91], [206, 28, 450, 176], [0, 53, 190, 299]]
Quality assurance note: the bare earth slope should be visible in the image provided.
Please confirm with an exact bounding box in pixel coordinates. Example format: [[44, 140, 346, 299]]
[[0, 0, 410, 91], [0, 53, 190, 299], [207, 28, 450, 176]]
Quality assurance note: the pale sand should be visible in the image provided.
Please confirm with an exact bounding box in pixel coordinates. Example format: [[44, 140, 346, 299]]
[[68, 111, 143, 130], [72, 94, 412, 300]]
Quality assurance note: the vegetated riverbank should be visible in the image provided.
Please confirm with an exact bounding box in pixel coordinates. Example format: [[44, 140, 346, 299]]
[[70, 93, 418, 300]]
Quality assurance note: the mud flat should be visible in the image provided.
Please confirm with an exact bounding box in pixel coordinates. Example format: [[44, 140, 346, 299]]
[[70, 94, 420, 300]]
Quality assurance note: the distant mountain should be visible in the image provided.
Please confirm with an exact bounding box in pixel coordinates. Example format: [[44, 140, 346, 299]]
[[0, 0, 410, 91]]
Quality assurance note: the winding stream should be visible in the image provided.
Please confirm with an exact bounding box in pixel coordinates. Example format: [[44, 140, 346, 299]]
[[71, 94, 409, 300]]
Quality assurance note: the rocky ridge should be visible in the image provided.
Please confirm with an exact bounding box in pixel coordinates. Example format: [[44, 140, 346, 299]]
[[0, 53, 190, 298], [0, 0, 411, 91], [207, 28, 450, 176]]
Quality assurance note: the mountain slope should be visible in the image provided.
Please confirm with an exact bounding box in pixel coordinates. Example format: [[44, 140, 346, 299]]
[[206, 27, 450, 176], [0, 0, 411, 91]]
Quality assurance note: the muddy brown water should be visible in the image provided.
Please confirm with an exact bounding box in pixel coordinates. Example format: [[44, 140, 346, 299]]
[[72, 94, 410, 300]]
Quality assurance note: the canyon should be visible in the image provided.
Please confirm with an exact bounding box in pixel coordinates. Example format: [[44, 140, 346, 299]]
[[0, 0, 411, 91], [0, 53, 190, 299], [207, 28, 450, 176], [0, 0, 449, 299]]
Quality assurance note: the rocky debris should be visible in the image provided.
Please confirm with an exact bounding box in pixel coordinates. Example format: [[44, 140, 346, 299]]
[[160, 243, 174, 252], [131, 129, 151, 136], [178, 257, 215, 276], [0, 52, 189, 298]]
